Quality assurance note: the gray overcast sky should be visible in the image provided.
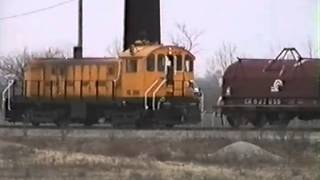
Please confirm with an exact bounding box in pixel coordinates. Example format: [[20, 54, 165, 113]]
[[0, 0, 318, 76]]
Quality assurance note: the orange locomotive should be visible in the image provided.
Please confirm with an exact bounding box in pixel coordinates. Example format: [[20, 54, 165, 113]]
[[3, 42, 203, 127]]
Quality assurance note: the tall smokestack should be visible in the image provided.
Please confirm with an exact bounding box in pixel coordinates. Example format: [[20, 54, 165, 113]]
[[74, 0, 83, 58], [124, 0, 161, 50]]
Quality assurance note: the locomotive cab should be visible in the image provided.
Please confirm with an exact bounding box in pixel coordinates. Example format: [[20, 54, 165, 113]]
[[117, 43, 202, 126], [119, 43, 198, 101]]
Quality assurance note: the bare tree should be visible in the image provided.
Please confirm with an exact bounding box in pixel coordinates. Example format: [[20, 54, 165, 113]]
[[170, 23, 203, 53], [306, 40, 313, 58], [106, 38, 123, 57], [305, 39, 320, 58], [0, 48, 68, 82], [0, 49, 32, 82], [35, 47, 68, 58], [196, 43, 239, 112], [206, 42, 238, 82]]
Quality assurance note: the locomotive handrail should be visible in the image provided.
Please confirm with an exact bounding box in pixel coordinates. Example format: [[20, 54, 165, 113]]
[[157, 97, 166, 109], [144, 79, 160, 109], [189, 80, 204, 113], [2, 79, 15, 111], [189, 80, 202, 95], [152, 79, 167, 110], [111, 60, 122, 98], [113, 60, 122, 87]]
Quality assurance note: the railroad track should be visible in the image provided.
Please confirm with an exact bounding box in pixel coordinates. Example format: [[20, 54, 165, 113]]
[[0, 123, 319, 143], [0, 123, 320, 131], [0, 128, 318, 142]]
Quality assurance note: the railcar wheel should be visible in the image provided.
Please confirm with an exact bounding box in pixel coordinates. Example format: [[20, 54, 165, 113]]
[[226, 116, 241, 128], [251, 115, 268, 129], [273, 113, 291, 128], [165, 124, 174, 128], [276, 119, 290, 128]]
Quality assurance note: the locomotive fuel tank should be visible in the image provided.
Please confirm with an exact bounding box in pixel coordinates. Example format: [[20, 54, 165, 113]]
[[219, 48, 320, 128]]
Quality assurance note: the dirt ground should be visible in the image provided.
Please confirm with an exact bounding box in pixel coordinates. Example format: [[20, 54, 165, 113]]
[[0, 136, 318, 180]]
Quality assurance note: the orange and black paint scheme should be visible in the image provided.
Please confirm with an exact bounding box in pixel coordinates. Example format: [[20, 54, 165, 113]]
[[3, 42, 202, 127]]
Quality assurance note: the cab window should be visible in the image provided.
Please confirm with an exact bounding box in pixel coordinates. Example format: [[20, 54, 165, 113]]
[[157, 54, 165, 72], [146, 54, 155, 71], [126, 59, 137, 73], [176, 55, 183, 71], [185, 55, 194, 72]]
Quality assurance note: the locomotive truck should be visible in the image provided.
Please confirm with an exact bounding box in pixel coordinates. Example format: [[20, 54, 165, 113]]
[[218, 48, 319, 128]]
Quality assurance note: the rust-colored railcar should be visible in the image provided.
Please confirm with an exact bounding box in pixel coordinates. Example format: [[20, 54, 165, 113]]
[[218, 48, 320, 128], [2, 43, 203, 127]]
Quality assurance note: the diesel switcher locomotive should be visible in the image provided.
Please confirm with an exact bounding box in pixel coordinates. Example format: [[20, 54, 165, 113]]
[[2, 42, 203, 128]]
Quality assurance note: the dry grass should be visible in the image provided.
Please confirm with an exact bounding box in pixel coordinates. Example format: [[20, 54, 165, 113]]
[[0, 136, 318, 180], [3, 137, 317, 165]]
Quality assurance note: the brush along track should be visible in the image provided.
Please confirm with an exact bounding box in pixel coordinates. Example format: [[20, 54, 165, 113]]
[[0, 124, 318, 142], [0, 123, 319, 131]]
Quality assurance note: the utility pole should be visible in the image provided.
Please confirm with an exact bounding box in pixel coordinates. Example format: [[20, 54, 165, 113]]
[[74, 0, 83, 58], [78, 0, 83, 48]]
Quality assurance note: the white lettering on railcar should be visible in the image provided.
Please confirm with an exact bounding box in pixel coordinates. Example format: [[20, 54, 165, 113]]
[[244, 98, 281, 105], [271, 79, 283, 92]]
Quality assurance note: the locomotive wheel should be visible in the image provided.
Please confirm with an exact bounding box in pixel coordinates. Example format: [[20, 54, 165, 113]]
[[31, 122, 40, 127], [22, 110, 34, 125], [165, 124, 174, 128], [83, 121, 94, 127], [83, 119, 95, 127], [54, 120, 69, 128], [53, 109, 70, 128], [135, 119, 154, 129], [113, 123, 137, 129]]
